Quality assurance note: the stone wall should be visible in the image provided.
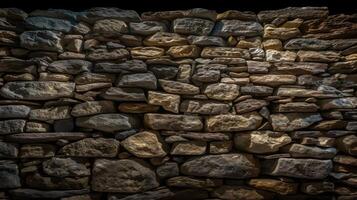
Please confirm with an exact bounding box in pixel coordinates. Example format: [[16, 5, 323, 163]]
[[0, 6, 356, 200]]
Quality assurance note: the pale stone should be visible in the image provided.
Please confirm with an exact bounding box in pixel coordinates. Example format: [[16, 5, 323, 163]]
[[205, 112, 262, 132], [204, 83, 239, 101], [148, 91, 180, 113]]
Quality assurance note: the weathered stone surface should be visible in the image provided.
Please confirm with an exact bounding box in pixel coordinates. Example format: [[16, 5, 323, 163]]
[[1, 81, 75, 100], [0, 161, 20, 189], [47, 60, 92, 75], [263, 158, 332, 179], [248, 179, 298, 195], [108, 188, 174, 200], [0, 58, 36, 73], [0, 105, 30, 118], [284, 38, 331, 50], [92, 159, 159, 193], [285, 144, 337, 159], [266, 50, 297, 62], [144, 113, 203, 131], [277, 87, 341, 98], [129, 21, 167, 35], [188, 35, 226, 46], [297, 50, 340, 62], [5, 132, 90, 143], [180, 100, 230, 115], [336, 135, 357, 156], [159, 79, 200, 95], [144, 32, 187, 47], [301, 182, 334, 195], [167, 176, 221, 188], [94, 60, 147, 73], [201, 47, 250, 59], [333, 155, 357, 166], [240, 85, 273, 96], [271, 113, 322, 132], [148, 91, 180, 113], [235, 131, 292, 154], [42, 157, 90, 177], [141, 8, 217, 21], [9, 189, 89, 199], [0, 119, 25, 135], [319, 97, 357, 110], [212, 185, 268, 200], [71, 101, 116, 117], [87, 49, 129, 61], [29, 106, 71, 122], [101, 87, 146, 101], [181, 154, 260, 178], [274, 62, 328, 75], [205, 112, 262, 132], [122, 131, 167, 158], [204, 83, 239, 101], [276, 102, 319, 112], [329, 60, 357, 74], [192, 68, 220, 82], [25, 173, 88, 190], [171, 141, 206, 155], [76, 114, 138, 132], [25, 16, 75, 32], [0, 141, 18, 158], [79, 8, 140, 23], [93, 19, 128, 35], [235, 99, 268, 114], [118, 103, 160, 113], [156, 162, 179, 179], [20, 30, 63, 52], [130, 47, 164, 59], [212, 20, 263, 37], [258, 7, 329, 22], [118, 73, 157, 89], [167, 45, 200, 58], [250, 75, 296, 86], [264, 26, 300, 40], [19, 144, 56, 158], [173, 18, 214, 35], [59, 138, 119, 157]]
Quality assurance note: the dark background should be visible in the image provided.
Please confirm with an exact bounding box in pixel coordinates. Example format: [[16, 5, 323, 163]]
[[1, 0, 356, 14]]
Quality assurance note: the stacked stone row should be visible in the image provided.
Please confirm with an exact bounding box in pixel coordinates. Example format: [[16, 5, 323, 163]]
[[0, 6, 357, 200]]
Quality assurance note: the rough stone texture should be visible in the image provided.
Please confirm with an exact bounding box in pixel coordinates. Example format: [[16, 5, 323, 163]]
[[0, 6, 355, 199]]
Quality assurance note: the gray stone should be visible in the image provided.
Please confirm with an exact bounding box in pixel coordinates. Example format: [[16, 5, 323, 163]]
[[284, 38, 331, 50], [285, 144, 337, 159], [93, 19, 128, 35], [240, 85, 273, 96], [9, 189, 89, 199], [271, 113, 322, 132], [0, 141, 18, 158], [156, 162, 179, 179], [108, 188, 174, 200], [212, 20, 263, 37], [206, 113, 262, 132], [29, 106, 71, 122], [47, 59, 92, 75], [25, 17, 75, 33], [0, 105, 30, 118], [336, 135, 357, 156], [118, 73, 157, 89], [53, 118, 74, 132], [0, 58, 36, 73], [94, 60, 147, 73], [263, 158, 332, 179], [59, 138, 119, 157], [20, 30, 63, 52], [101, 87, 146, 101], [5, 132, 90, 143], [42, 157, 90, 177], [235, 99, 268, 114], [25, 173, 88, 190], [19, 144, 56, 158], [188, 35, 226, 46], [144, 113, 203, 131], [0, 119, 25, 135], [91, 159, 159, 193], [76, 114, 138, 133], [173, 18, 214, 35], [212, 185, 269, 200], [0, 81, 75, 100], [258, 7, 329, 22], [121, 131, 167, 158], [159, 79, 200, 95], [129, 21, 167, 35], [180, 100, 230, 115], [0, 161, 20, 189], [71, 101, 116, 117], [167, 176, 222, 188], [181, 154, 260, 178]]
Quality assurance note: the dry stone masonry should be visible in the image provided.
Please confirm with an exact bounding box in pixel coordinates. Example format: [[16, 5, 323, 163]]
[[0, 6, 356, 200]]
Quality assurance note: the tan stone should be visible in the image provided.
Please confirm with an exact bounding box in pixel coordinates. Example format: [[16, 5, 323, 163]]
[[148, 91, 180, 113]]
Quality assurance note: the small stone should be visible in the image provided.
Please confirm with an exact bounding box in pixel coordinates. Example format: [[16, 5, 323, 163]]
[[263, 26, 300, 40], [301, 182, 334, 195], [250, 75, 296, 86], [173, 18, 214, 35], [319, 97, 357, 110], [209, 141, 232, 154], [235, 99, 268, 114], [201, 47, 250, 59], [204, 83, 239, 101], [266, 50, 296, 62], [212, 20, 263, 37], [180, 100, 230, 115], [20, 30, 63, 52], [148, 91, 180, 113], [167, 45, 200, 58], [76, 114, 138, 133], [240, 85, 273, 96], [71, 101, 116, 117], [297, 50, 340, 62], [121, 131, 166, 158], [94, 60, 147, 73], [276, 102, 319, 112], [54, 118, 74, 132], [0, 119, 26, 135], [262, 39, 283, 50], [0, 81, 75, 100], [59, 138, 119, 157], [205, 113, 262, 132], [0, 161, 20, 189], [274, 62, 328, 75], [159, 79, 199, 95], [270, 113, 322, 132], [29, 106, 71, 122], [93, 19, 128, 36], [171, 141, 206, 155], [47, 59, 92, 75], [284, 144, 337, 159], [118, 72, 157, 89], [144, 32, 187, 47], [42, 157, 90, 177], [130, 47, 164, 59], [0, 105, 30, 119], [25, 122, 50, 133], [235, 131, 292, 154], [181, 154, 260, 178], [0, 141, 18, 158], [149, 65, 178, 79], [333, 155, 357, 166], [192, 68, 220, 82], [156, 162, 179, 179], [20, 144, 56, 158], [262, 158, 332, 179], [91, 159, 159, 193], [129, 21, 167, 35], [101, 87, 146, 102], [144, 113, 203, 131], [247, 61, 270, 74], [248, 179, 298, 195]]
